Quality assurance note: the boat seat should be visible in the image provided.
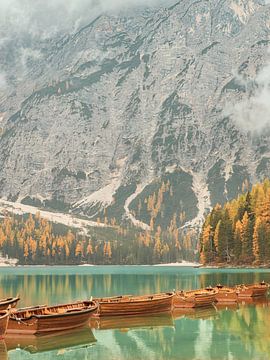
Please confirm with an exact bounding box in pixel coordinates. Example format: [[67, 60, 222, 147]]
[[66, 308, 83, 312], [41, 308, 58, 315], [56, 308, 66, 314]]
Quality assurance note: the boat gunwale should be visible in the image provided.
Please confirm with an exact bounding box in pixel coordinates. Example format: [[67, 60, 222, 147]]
[[0, 310, 9, 320], [215, 287, 238, 294], [236, 285, 268, 290], [176, 290, 217, 298], [0, 297, 20, 306], [95, 292, 174, 305], [10, 301, 98, 321], [15, 300, 95, 312]]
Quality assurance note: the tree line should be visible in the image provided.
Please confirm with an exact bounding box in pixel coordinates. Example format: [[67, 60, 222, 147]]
[[0, 211, 196, 265], [200, 179, 270, 265]]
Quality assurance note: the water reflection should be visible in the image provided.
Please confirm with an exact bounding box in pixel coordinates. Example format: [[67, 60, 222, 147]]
[[173, 306, 218, 321], [214, 300, 270, 358], [91, 314, 174, 331], [0, 267, 270, 359], [5, 327, 96, 354], [0, 267, 269, 308]]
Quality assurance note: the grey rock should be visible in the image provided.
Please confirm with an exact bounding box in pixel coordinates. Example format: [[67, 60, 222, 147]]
[[0, 0, 270, 228]]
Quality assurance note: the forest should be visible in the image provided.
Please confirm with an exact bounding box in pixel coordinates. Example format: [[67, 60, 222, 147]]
[[4, 178, 270, 266], [200, 179, 270, 266], [0, 211, 196, 265]]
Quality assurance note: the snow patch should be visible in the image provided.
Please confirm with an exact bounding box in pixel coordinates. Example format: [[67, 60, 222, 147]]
[[124, 183, 151, 231], [17, 193, 49, 203], [0, 112, 5, 124], [153, 261, 202, 267], [73, 157, 127, 209], [224, 160, 233, 197], [78, 264, 95, 266], [0, 199, 110, 234], [181, 170, 211, 229], [224, 162, 233, 184], [73, 178, 121, 209], [0, 253, 18, 267], [165, 164, 177, 173]]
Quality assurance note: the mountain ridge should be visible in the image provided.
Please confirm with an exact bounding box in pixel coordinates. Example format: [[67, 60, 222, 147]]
[[0, 0, 270, 233]]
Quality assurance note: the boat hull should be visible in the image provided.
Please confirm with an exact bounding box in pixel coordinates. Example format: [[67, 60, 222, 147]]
[[7, 301, 97, 335], [237, 285, 268, 298], [0, 297, 19, 311], [94, 293, 174, 317], [0, 341, 7, 360], [173, 291, 216, 308], [0, 311, 9, 339], [215, 288, 238, 303]]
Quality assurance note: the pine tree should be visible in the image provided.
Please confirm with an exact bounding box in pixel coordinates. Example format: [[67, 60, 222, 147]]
[[253, 217, 265, 264], [234, 220, 242, 262], [200, 224, 212, 264], [240, 212, 253, 263]]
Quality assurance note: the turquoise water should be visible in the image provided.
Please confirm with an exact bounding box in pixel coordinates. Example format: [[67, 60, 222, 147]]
[[0, 266, 270, 360]]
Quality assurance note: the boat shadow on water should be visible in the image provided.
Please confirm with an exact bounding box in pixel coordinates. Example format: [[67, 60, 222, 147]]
[[216, 296, 270, 311], [90, 306, 224, 332], [90, 313, 175, 331], [172, 306, 218, 321], [4, 326, 96, 354]]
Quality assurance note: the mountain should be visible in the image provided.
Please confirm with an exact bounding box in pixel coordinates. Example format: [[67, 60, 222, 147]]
[[0, 0, 270, 234]]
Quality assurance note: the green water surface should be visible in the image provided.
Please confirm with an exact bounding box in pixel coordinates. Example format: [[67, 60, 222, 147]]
[[0, 266, 270, 360]]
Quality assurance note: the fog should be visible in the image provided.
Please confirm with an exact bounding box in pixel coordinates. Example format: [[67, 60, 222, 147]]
[[0, 0, 172, 38], [0, 0, 173, 91], [227, 53, 270, 134]]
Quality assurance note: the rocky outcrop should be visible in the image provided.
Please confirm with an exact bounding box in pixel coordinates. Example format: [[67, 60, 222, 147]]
[[0, 0, 270, 230]]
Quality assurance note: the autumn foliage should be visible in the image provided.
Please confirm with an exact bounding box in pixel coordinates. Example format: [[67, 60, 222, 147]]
[[0, 210, 197, 265], [200, 179, 270, 265], [0, 212, 113, 265]]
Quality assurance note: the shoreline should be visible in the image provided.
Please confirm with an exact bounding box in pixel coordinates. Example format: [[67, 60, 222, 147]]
[[202, 261, 270, 269], [0, 263, 269, 269], [0, 260, 202, 267]]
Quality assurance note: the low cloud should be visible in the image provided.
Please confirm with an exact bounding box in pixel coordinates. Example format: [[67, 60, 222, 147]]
[[0, 0, 172, 89], [0, 0, 170, 39], [227, 55, 270, 134]]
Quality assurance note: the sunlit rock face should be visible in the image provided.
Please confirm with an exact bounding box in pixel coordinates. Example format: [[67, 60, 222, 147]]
[[0, 0, 270, 228]]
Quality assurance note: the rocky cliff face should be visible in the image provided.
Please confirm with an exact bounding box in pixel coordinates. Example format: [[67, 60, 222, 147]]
[[0, 0, 270, 230]]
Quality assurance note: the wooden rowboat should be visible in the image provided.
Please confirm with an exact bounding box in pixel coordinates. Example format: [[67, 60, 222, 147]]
[[5, 327, 97, 353], [236, 282, 269, 298], [214, 284, 238, 303], [0, 311, 9, 339], [173, 289, 216, 308], [93, 292, 174, 317], [7, 300, 98, 335], [0, 296, 20, 310]]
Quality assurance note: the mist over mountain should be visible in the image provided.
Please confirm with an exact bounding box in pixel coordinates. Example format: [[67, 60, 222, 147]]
[[1, 0, 270, 235]]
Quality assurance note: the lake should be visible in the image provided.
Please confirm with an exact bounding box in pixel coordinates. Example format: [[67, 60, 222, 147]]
[[1, 266, 270, 360]]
